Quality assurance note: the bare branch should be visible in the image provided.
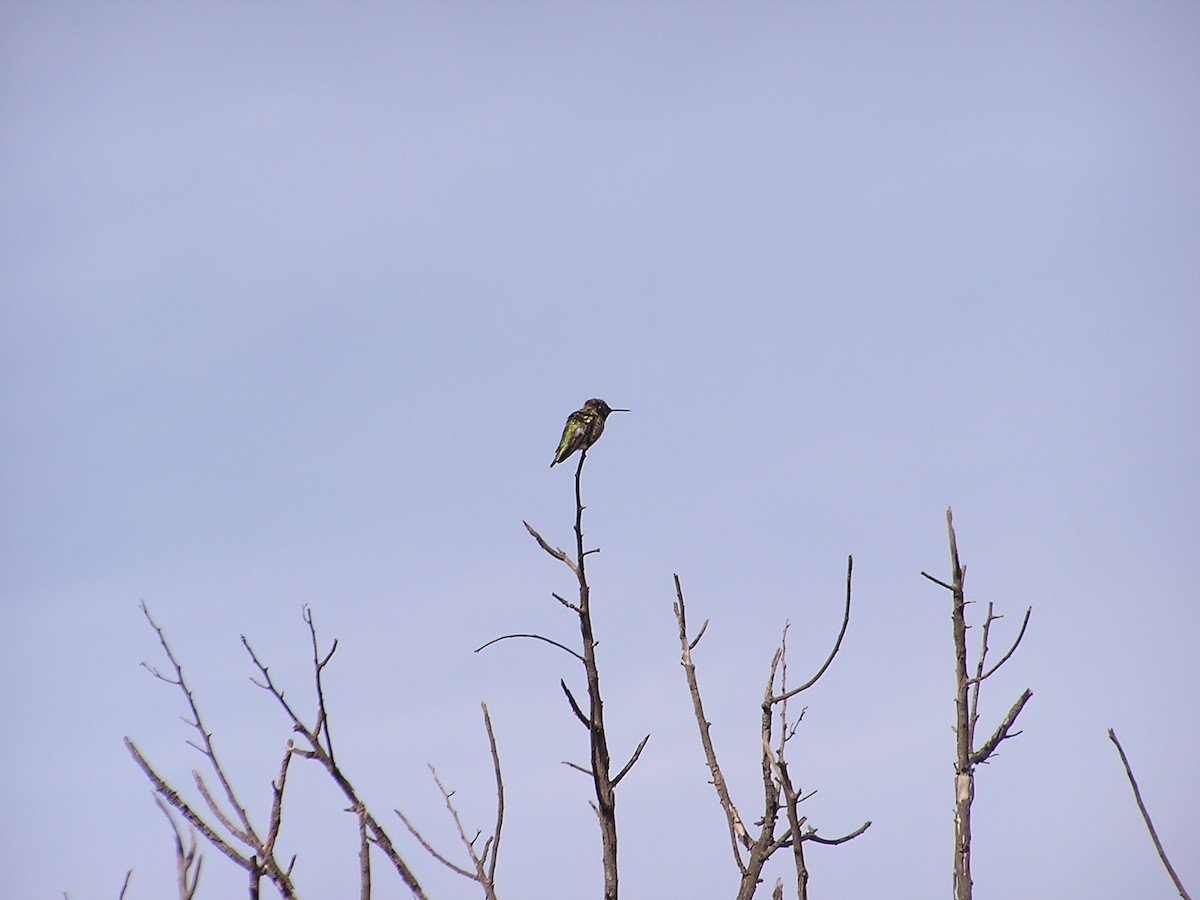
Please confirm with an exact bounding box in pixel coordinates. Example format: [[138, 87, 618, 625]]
[[474, 632, 586, 664], [396, 704, 505, 899], [611, 734, 651, 787], [971, 606, 1032, 684], [137, 603, 260, 847], [241, 624, 428, 898], [552, 592, 581, 612], [125, 739, 248, 872], [1108, 729, 1193, 900], [802, 819, 873, 845], [117, 869, 134, 900], [560, 679, 590, 728], [431, 764, 502, 898], [776, 755, 811, 900], [355, 802, 371, 900], [395, 807, 476, 880], [154, 796, 201, 900], [921, 571, 956, 591], [971, 688, 1033, 765], [523, 520, 579, 575], [264, 742, 294, 858], [302, 606, 338, 762], [191, 771, 249, 847], [481, 703, 505, 886], [672, 576, 750, 870], [771, 555, 854, 703]]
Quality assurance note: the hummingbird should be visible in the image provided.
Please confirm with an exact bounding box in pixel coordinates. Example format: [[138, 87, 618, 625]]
[[551, 398, 629, 467]]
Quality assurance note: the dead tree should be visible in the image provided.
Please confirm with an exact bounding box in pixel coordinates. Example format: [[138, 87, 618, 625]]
[[673, 558, 871, 899], [126, 603, 432, 899], [1107, 728, 1192, 900], [478, 446, 649, 900], [125, 602, 301, 899], [921, 508, 1033, 900]]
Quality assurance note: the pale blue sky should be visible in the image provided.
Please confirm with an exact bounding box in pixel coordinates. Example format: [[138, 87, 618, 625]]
[[2, 2, 1197, 898]]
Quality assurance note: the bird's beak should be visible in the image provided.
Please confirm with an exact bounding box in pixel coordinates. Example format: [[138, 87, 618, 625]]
[[611, 408, 630, 413]]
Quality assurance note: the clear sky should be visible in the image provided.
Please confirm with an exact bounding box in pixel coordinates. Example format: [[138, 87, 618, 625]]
[[2, 2, 1197, 898]]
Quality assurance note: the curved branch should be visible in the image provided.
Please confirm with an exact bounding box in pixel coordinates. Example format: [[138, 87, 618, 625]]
[[474, 633, 586, 664], [971, 606, 1032, 684], [801, 819, 873, 845], [773, 556, 854, 703]]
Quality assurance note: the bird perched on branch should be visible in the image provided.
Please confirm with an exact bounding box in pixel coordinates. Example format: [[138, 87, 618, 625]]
[[551, 398, 629, 467]]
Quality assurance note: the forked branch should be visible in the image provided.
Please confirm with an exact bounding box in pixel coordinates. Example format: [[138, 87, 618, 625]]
[[674, 558, 869, 900], [241, 611, 428, 898], [396, 703, 506, 900]]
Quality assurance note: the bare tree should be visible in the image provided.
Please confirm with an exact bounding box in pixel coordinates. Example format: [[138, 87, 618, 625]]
[[673, 557, 871, 899], [921, 508, 1033, 900], [241, 608, 429, 899], [478, 446, 649, 900], [126, 603, 432, 899], [125, 602, 300, 899], [1108, 728, 1192, 900]]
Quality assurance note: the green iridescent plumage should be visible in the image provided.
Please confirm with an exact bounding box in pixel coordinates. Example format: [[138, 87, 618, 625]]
[[551, 398, 629, 467]]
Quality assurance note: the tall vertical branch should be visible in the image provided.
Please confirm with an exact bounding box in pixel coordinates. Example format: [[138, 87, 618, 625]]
[[922, 508, 1033, 900], [572, 449, 620, 900], [509, 447, 647, 900]]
